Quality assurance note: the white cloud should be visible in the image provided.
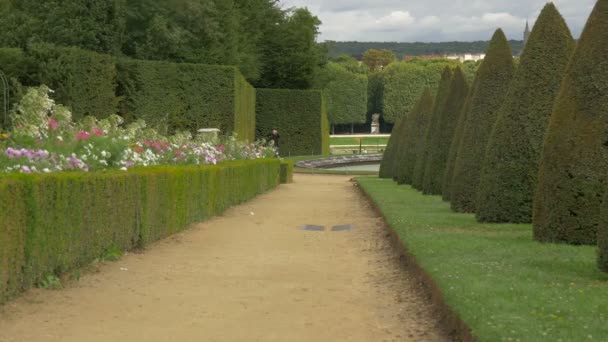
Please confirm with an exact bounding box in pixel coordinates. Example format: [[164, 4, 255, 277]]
[[280, 0, 596, 42]]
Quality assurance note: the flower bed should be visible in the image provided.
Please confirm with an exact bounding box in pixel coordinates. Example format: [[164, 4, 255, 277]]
[[0, 87, 276, 174]]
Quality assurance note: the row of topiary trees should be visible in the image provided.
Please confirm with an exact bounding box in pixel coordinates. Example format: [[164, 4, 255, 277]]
[[379, 0, 608, 272]]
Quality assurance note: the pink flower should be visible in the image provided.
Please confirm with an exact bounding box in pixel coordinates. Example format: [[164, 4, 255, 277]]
[[76, 131, 91, 141], [92, 127, 104, 137], [48, 118, 59, 131], [217, 145, 226, 152]]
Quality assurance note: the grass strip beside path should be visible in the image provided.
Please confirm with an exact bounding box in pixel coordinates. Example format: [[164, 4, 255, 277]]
[[357, 177, 608, 341], [330, 137, 389, 146]]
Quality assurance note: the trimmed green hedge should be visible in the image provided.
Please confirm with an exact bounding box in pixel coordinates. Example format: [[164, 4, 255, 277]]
[[419, 67, 453, 194], [27, 44, 118, 121], [325, 71, 368, 125], [382, 59, 470, 124], [423, 67, 469, 196], [280, 160, 294, 184], [450, 30, 515, 213], [379, 118, 404, 179], [534, 0, 608, 246], [0, 159, 281, 304], [117, 59, 256, 139], [256, 88, 330, 156], [394, 88, 434, 185], [476, 4, 575, 224]]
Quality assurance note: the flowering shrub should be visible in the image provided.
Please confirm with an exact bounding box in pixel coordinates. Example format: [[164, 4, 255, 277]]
[[0, 86, 277, 174]]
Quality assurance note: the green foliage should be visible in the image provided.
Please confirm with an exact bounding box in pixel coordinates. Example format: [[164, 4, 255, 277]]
[[393, 88, 434, 185], [0, 159, 281, 304], [476, 4, 575, 223], [450, 29, 515, 213], [0, 0, 324, 88], [37, 274, 63, 290], [0, 48, 28, 128], [367, 72, 384, 118], [27, 44, 118, 121], [316, 62, 368, 125], [256, 88, 330, 156], [378, 118, 404, 179], [117, 59, 255, 139], [327, 40, 526, 58], [381, 58, 466, 124], [533, 0, 608, 246], [280, 160, 294, 184], [422, 67, 469, 195]]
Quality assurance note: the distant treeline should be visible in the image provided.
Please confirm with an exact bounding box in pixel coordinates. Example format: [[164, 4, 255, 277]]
[[327, 40, 525, 58]]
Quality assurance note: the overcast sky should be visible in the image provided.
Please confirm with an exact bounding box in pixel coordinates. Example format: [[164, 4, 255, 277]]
[[280, 0, 596, 42]]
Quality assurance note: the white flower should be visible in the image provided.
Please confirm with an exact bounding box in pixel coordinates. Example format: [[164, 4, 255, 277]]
[[120, 167, 128, 171], [43, 168, 51, 173], [57, 136, 64, 142]]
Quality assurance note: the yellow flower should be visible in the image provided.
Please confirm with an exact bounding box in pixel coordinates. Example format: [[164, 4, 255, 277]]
[[0, 132, 9, 140]]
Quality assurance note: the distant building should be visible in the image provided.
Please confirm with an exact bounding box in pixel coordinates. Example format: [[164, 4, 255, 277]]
[[403, 55, 444, 61], [524, 20, 531, 45], [445, 53, 486, 63]]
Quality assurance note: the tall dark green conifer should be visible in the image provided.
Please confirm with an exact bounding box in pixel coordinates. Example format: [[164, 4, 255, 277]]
[[450, 29, 515, 213], [379, 118, 404, 179], [413, 68, 453, 191], [534, 0, 608, 246], [476, 4, 575, 223], [394, 89, 434, 185], [422, 67, 469, 195]]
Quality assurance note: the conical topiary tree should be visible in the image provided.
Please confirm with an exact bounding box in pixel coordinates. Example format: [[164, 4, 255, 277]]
[[476, 4, 575, 223], [413, 68, 453, 191], [422, 67, 469, 195], [442, 81, 475, 201], [450, 29, 516, 213], [394, 89, 434, 185], [533, 0, 608, 246], [379, 117, 405, 178]]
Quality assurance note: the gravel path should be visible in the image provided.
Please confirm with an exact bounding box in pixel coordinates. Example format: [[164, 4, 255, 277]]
[[0, 174, 447, 342]]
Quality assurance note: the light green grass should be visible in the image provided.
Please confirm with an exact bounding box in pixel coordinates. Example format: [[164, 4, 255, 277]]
[[358, 178, 608, 341], [330, 136, 389, 146]]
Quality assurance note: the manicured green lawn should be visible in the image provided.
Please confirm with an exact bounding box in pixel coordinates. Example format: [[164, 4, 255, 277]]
[[330, 136, 389, 146], [358, 177, 608, 341]]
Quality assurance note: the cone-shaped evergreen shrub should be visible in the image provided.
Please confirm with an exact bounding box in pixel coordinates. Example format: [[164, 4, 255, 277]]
[[394, 89, 435, 185], [476, 4, 575, 223], [534, 0, 608, 246], [442, 81, 475, 201], [413, 68, 453, 191], [379, 118, 405, 179], [450, 29, 515, 213], [422, 67, 469, 195]]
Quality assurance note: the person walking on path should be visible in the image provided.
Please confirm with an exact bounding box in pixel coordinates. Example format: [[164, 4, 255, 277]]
[[269, 129, 280, 156]]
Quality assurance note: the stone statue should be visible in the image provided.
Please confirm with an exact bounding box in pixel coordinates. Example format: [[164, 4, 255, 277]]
[[371, 113, 381, 134]]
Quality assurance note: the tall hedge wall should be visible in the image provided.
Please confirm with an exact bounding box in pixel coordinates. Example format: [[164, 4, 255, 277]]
[[382, 59, 475, 124], [420, 67, 454, 194], [325, 72, 368, 125], [533, 0, 608, 246], [423, 67, 470, 196], [450, 30, 515, 213], [27, 44, 118, 121], [117, 59, 256, 140], [394, 88, 434, 185], [0, 159, 281, 304], [0, 48, 28, 128], [476, 4, 575, 224], [256, 88, 330, 156]]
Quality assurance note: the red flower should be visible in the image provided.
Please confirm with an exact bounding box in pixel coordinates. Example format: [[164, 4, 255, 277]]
[[76, 131, 91, 141], [92, 127, 104, 136], [48, 118, 59, 131]]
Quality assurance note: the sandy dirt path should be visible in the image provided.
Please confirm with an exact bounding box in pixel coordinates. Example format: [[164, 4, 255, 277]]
[[0, 174, 446, 342]]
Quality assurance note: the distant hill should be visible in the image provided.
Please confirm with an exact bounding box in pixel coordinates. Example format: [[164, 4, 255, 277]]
[[327, 40, 525, 58]]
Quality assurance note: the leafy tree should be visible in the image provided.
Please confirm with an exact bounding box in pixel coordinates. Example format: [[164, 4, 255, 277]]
[[362, 49, 395, 72], [533, 0, 608, 246], [315, 63, 368, 125], [422, 67, 469, 195], [476, 4, 575, 223], [393, 88, 434, 185], [414, 67, 453, 192], [450, 29, 515, 213], [328, 41, 526, 58]]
